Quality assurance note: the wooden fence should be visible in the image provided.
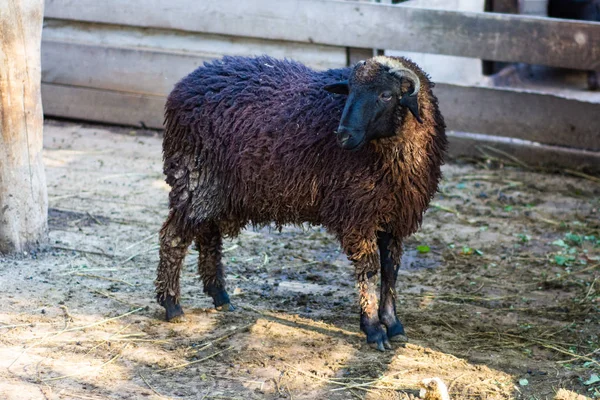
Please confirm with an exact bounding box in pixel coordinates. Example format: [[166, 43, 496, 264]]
[[42, 0, 600, 170]]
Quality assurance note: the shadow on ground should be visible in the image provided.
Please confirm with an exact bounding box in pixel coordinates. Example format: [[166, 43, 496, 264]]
[[0, 120, 598, 400]]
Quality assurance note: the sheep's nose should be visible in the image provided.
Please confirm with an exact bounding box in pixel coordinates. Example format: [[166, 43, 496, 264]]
[[337, 126, 352, 146]]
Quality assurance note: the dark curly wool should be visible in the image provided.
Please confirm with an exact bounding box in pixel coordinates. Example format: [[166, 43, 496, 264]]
[[155, 55, 447, 347]]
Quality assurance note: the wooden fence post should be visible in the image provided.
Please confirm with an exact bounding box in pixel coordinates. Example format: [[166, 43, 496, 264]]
[[0, 0, 48, 254]]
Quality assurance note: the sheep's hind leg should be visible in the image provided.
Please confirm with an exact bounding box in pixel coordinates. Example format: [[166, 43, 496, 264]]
[[155, 212, 193, 321], [196, 221, 233, 311], [356, 256, 391, 352], [377, 232, 407, 343]]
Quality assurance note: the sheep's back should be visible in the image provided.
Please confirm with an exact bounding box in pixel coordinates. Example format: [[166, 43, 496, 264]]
[[163, 56, 364, 231]]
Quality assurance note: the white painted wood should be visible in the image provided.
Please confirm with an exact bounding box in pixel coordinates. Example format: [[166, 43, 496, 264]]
[[41, 40, 219, 96], [0, 0, 48, 253], [387, 0, 486, 85], [436, 83, 600, 151], [43, 0, 600, 70], [41, 84, 165, 128], [38, 0, 600, 169], [448, 131, 600, 172], [40, 80, 600, 153], [42, 20, 347, 71], [519, 0, 548, 16]]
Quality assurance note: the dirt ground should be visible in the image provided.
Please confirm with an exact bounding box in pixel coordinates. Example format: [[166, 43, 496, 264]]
[[0, 120, 598, 400]]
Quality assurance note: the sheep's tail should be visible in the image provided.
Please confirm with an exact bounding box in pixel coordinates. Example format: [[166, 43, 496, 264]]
[[161, 100, 201, 235], [163, 97, 190, 161]]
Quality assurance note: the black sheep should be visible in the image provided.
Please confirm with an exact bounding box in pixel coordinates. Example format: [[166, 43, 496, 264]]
[[155, 55, 447, 351]]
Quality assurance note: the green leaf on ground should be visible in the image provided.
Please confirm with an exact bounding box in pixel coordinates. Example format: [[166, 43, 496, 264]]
[[416, 245, 430, 254], [584, 374, 600, 386], [552, 239, 568, 248]]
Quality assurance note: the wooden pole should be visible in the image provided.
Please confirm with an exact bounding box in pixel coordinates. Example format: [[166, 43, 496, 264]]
[[0, 0, 48, 253]]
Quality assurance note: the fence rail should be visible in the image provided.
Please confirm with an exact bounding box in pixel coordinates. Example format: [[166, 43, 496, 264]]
[[44, 0, 600, 70], [42, 0, 600, 170]]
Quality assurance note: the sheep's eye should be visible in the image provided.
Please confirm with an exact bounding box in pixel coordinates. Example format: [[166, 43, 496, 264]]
[[380, 92, 393, 102]]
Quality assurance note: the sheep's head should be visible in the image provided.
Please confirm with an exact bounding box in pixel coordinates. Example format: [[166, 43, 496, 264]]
[[324, 56, 422, 151]]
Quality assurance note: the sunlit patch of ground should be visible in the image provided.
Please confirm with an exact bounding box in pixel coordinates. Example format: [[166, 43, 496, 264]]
[[0, 120, 597, 399]]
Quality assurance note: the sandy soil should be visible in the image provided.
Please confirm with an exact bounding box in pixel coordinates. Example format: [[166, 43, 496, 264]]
[[0, 120, 598, 400]]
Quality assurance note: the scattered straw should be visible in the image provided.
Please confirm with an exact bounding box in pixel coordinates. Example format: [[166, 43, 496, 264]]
[[89, 288, 139, 307], [55, 392, 106, 400], [430, 203, 460, 216], [544, 263, 599, 283], [0, 322, 35, 330], [557, 348, 600, 365], [72, 272, 136, 286], [41, 343, 130, 382], [563, 169, 600, 184], [206, 373, 265, 389], [85, 323, 132, 355], [156, 346, 233, 372], [86, 211, 104, 225], [469, 331, 600, 368], [479, 145, 530, 169], [116, 244, 160, 267], [140, 373, 170, 399], [66, 267, 119, 274], [124, 233, 156, 251], [193, 323, 252, 352], [580, 276, 597, 303], [222, 244, 239, 253], [51, 245, 114, 258], [284, 363, 418, 395], [8, 305, 76, 369]]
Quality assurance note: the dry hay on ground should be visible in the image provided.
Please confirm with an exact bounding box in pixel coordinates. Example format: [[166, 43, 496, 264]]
[[0, 120, 598, 400]]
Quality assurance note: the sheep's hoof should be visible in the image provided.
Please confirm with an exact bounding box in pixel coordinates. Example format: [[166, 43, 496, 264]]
[[160, 295, 184, 321], [386, 321, 408, 343], [369, 339, 393, 352], [207, 286, 233, 311], [364, 325, 391, 352], [215, 303, 235, 312]]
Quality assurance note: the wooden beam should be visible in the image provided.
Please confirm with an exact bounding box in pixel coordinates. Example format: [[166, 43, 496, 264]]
[[40, 81, 600, 151], [41, 38, 346, 96], [44, 0, 600, 70], [40, 84, 600, 171], [448, 131, 600, 172], [41, 41, 211, 96], [0, 0, 48, 253], [436, 83, 600, 151], [41, 83, 165, 129]]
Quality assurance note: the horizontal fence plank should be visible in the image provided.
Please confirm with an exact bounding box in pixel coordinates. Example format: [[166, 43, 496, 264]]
[[41, 38, 346, 96], [41, 81, 600, 151], [448, 131, 600, 172], [436, 83, 600, 151], [42, 41, 221, 96], [41, 19, 347, 72], [41, 83, 165, 128], [41, 84, 600, 171], [44, 0, 600, 70]]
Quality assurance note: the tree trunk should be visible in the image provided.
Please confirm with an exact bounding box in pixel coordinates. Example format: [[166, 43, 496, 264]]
[[0, 0, 47, 254]]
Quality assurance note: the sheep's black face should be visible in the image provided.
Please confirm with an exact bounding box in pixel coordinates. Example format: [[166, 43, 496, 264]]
[[324, 61, 421, 151], [325, 77, 400, 151]]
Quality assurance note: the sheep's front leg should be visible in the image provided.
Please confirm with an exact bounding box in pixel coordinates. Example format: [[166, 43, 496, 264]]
[[356, 256, 391, 352], [377, 232, 407, 342], [155, 212, 193, 321]]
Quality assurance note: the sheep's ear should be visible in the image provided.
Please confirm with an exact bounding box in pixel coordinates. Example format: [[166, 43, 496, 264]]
[[399, 93, 423, 124], [324, 80, 349, 95]]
